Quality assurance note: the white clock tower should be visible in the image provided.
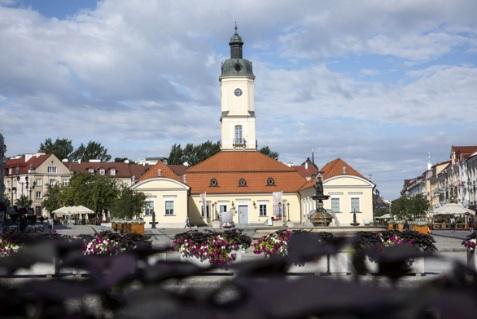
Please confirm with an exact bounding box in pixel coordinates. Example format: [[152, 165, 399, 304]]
[[220, 27, 256, 150]]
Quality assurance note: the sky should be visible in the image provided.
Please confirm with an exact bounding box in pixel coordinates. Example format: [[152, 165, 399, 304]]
[[0, 0, 476, 200]]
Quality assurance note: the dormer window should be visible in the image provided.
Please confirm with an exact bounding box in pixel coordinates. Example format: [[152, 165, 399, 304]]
[[266, 177, 275, 186], [88, 168, 94, 174], [99, 169, 105, 175], [110, 169, 116, 176], [239, 178, 247, 187], [210, 178, 218, 187]]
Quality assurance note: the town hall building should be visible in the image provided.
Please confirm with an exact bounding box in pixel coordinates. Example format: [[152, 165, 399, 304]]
[[132, 28, 375, 228]]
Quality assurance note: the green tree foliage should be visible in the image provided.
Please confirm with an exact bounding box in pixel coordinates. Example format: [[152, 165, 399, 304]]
[[39, 138, 74, 160], [168, 141, 220, 165], [259, 146, 279, 160], [15, 195, 32, 208], [71, 141, 112, 162], [114, 157, 135, 164], [111, 186, 146, 219], [168, 141, 279, 165], [391, 194, 430, 220], [61, 173, 118, 213], [42, 185, 63, 213]]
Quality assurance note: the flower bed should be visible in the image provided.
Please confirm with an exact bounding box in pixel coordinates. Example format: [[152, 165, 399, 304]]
[[253, 230, 335, 258], [0, 238, 20, 257], [84, 234, 123, 256], [173, 229, 251, 266], [462, 231, 477, 252]]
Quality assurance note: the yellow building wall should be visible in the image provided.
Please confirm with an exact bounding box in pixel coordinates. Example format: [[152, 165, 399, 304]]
[[189, 192, 302, 226], [132, 178, 189, 228], [300, 175, 374, 226]]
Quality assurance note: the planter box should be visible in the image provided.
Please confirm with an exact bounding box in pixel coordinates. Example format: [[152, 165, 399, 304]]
[[412, 224, 430, 235], [130, 223, 144, 235]]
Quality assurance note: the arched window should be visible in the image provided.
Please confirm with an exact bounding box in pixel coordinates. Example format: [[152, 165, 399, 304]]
[[210, 178, 218, 187], [266, 177, 275, 186], [238, 178, 247, 187]]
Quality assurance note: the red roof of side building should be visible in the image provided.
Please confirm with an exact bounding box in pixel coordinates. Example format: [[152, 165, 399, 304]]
[[169, 164, 188, 176], [67, 162, 149, 179], [4, 153, 50, 175], [139, 161, 183, 182], [299, 158, 371, 190], [451, 145, 477, 161], [292, 163, 319, 179]]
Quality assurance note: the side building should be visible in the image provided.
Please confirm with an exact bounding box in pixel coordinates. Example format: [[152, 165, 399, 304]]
[[4, 153, 71, 216]]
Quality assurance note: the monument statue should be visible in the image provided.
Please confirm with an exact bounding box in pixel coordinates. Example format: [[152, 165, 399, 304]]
[[309, 171, 333, 226]]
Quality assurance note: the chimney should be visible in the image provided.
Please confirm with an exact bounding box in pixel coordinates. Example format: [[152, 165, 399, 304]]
[[157, 169, 162, 176], [305, 162, 309, 170], [182, 174, 187, 183], [342, 166, 347, 174]]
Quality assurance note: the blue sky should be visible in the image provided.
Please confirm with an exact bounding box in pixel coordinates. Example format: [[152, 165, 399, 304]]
[[1, 0, 477, 200]]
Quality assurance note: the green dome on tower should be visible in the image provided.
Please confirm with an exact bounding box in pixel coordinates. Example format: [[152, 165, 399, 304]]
[[220, 25, 254, 79]]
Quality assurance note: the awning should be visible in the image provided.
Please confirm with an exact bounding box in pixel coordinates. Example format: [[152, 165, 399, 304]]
[[375, 213, 392, 219], [52, 205, 94, 217], [431, 203, 475, 216]]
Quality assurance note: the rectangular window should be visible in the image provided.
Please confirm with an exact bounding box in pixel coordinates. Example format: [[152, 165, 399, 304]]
[[47, 166, 57, 173], [35, 191, 42, 199], [49, 179, 57, 186], [35, 179, 42, 186], [165, 201, 174, 216], [219, 204, 227, 213], [259, 204, 267, 217], [110, 169, 116, 176], [62, 179, 69, 186], [351, 197, 360, 212], [331, 198, 340, 213], [144, 201, 154, 216]]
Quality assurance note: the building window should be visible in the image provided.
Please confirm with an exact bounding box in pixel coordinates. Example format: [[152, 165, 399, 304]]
[[35, 179, 42, 187], [110, 169, 116, 176], [234, 125, 243, 145], [259, 204, 267, 217], [35, 206, 42, 216], [165, 201, 174, 215], [201, 203, 210, 218], [144, 200, 154, 216], [47, 166, 57, 173], [331, 198, 340, 213], [99, 169, 105, 175], [88, 168, 94, 174], [351, 197, 360, 213], [35, 191, 42, 199], [49, 179, 57, 186], [239, 178, 247, 187], [210, 178, 218, 187], [62, 179, 69, 186], [266, 177, 275, 186]]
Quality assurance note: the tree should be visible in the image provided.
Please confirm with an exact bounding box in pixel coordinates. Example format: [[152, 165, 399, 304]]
[[61, 173, 118, 214], [39, 138, 74, 160], [71, 141, 112, 162], [167, 141, 220, 165], [168, 144, 183, 165], [42, 185, 63, 214], [259, 146, 279, 160], [391, 194, 430, 220], [111, 187, 146, 219], [167, 141, 279, 165], [15, 195, 32, 208]]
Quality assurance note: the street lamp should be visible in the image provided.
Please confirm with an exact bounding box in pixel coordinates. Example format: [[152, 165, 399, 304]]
[[287, 202, 290, 222]]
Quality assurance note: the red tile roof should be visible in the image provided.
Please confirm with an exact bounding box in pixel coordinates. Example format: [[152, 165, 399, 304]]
[[185, 151, 307, 194], [169, 164, 188, 176], [186, 151, 295, 173], [451, 145, 477, 161], [293, 164, 318, 178], [4, 153, 50, 175], [321, 158, 367, 181], [67, 162, 149, 179], [139, 161, 183, 182]]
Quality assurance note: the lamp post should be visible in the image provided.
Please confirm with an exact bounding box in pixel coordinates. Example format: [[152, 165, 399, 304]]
[[287, 202, 290, 222]]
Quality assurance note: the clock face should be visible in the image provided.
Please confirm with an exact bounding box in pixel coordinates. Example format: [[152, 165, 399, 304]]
[[234, 88, 243, 97]]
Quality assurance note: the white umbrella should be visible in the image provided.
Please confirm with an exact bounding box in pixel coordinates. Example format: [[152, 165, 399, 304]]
[[432, 203, 475, 216], [375, 213, 392, 219], [53, 205, 94, 217]]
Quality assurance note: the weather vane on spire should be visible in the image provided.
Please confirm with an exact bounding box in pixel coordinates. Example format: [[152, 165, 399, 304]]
[[234, 21, 238, 33]]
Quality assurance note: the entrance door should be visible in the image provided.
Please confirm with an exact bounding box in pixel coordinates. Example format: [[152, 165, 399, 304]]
[[238, 205, 248, 225]]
